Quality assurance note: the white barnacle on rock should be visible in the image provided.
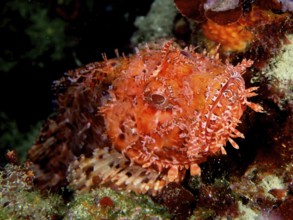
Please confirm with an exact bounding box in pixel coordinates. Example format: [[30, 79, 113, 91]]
[[256, 34, 293, 108]]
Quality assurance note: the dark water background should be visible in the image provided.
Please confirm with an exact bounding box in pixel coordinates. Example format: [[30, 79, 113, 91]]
[[0, 0, 154, 160]]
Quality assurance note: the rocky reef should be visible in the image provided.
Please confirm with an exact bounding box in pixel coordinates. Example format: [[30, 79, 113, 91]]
[[1, 0, 292, 219]]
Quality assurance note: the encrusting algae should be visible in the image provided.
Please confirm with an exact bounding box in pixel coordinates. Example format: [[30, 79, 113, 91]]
[[174, 0, 293, 69], [28, 40, 263, 195]]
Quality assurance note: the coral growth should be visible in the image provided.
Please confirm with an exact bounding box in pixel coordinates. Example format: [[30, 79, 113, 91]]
[[0, 154, 64, 219], [158, 182, 195, 219], [193, 179, 239, 219], [230, 161, 293, 219], [174, 0, 293, 67], [65, 187, 170, 219], [202, 5, 290, 53], [258, 34, 293, 109], [0, 151, 170, 219], [131, 0, 177, 44]]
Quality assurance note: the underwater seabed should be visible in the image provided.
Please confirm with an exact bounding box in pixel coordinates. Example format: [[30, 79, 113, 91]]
[[1, 38, 292, 220], [1, 0, 293, 219]]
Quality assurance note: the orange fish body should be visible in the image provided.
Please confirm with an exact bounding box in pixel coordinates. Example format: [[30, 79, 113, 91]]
[[28, 41, 262, 195]]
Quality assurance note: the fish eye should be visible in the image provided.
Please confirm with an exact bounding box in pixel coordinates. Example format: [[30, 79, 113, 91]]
[[151, 93, 165, 105]]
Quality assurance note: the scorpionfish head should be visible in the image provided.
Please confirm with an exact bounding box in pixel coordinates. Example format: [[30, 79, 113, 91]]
[[99, 41, 262, 185]]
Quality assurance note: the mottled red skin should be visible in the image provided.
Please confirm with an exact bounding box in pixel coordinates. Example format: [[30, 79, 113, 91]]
[[100, 41, 262, 182], [28, 41, 262, 193]]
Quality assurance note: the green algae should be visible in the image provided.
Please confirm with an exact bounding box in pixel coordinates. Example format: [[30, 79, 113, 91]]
[[65, 188, 171, 220], [0, 163, 65, 220], [0, 162, 170, 220]]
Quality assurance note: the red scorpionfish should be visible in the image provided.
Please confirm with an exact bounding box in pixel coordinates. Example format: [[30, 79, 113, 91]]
[[28, 41, 263, 195]]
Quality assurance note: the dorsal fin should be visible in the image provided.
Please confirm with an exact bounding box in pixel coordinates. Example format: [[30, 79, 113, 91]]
[[151, 40, 174, 78], [160, 39, 174, 60]]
